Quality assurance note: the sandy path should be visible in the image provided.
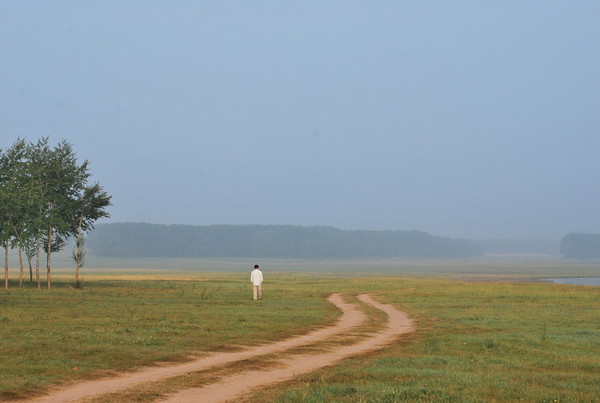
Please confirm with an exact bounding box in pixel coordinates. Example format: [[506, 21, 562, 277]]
[[25, 293, 371, 403], [159, 294, 414, 403]]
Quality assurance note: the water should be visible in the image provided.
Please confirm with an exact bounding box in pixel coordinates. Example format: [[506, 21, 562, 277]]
[[546, 277, 600, 286]]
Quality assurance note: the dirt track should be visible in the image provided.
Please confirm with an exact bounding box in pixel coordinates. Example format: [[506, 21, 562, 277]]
[[26, 293, 414, 403]]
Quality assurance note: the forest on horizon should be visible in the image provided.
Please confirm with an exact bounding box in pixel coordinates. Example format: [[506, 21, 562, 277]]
[[86, 223, 600, 260], [87, 223, 485, 259]]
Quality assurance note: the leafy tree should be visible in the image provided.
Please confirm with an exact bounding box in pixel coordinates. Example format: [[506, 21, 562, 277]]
[[1, 137, 111, 289], [33, 139, 93, 289], [0, 145, 7, 288], [27, 137, 53, 288], [72, 183, 111, 287], [0, 139, 32, 288]]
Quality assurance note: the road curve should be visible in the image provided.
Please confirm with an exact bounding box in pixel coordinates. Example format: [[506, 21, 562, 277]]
[[25, 293, 371, 403], [159, 293, 414, 403]]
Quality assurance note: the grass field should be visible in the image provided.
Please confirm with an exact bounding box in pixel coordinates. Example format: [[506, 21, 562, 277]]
[[1, 257, 599, 402]]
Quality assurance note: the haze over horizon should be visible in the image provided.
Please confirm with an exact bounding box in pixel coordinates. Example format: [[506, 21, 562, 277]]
[[2, 2, 599, 240]]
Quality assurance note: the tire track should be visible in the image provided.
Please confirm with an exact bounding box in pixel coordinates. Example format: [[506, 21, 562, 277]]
[[159, 294, 414, 403], [25, 293, 368, 403]]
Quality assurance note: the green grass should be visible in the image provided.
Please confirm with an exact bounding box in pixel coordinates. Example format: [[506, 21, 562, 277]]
[[0, 273, 339, 400], [256, 279, 600, 403], [1, 258, 599, 402]]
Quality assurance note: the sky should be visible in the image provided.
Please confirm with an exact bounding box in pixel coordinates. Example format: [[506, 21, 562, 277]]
[[1, 1, 599, 240]]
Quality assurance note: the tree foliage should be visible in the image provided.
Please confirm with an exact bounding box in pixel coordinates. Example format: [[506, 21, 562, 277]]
[[560, 233, 600, 259], [0, 138, 111, 288], [88, 223, 484, 259]]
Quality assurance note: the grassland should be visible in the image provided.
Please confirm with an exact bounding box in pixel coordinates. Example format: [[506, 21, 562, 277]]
[[1, 257, 599, 402]]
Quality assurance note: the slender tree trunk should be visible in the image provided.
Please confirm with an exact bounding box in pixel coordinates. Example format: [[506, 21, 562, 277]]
[[75, 223, 83, 285], [28, 254, 33, 283], [46, 252, 52, 289], [75, 265, 80, 284], [47, 227, 52, 290], [18, 248, 24, 288], [4, 241, 8, 290], [36, 237, 41, 289]]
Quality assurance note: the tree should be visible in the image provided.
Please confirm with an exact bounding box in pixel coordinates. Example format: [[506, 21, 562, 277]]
[[27, 137, 53, 288], [0, 145, 7, 289], [0, 139, 32, 289], [1, 137, 111, 289], [0, 139, 32, 287], [72, 183, 111, 287], [36, 139, 92, 289]]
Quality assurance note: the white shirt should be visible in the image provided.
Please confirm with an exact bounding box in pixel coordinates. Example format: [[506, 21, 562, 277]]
[[250, 269, 263, 286]]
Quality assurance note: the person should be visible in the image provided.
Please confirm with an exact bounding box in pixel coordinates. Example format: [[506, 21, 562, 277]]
[[250, 264, 263, 300]]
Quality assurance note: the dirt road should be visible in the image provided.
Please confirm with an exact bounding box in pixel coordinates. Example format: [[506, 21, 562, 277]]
[[26, 293, 414, 403]]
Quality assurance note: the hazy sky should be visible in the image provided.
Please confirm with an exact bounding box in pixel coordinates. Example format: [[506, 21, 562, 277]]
[[2, 2, 599, 239]]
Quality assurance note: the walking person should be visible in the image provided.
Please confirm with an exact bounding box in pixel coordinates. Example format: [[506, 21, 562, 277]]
[[250, 264, 263, 300]]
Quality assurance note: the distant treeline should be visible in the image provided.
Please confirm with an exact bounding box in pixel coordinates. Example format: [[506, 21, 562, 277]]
[[87, 223, 485, 259], [560, 233, 600, 259], [479, 239, 559, 256]]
